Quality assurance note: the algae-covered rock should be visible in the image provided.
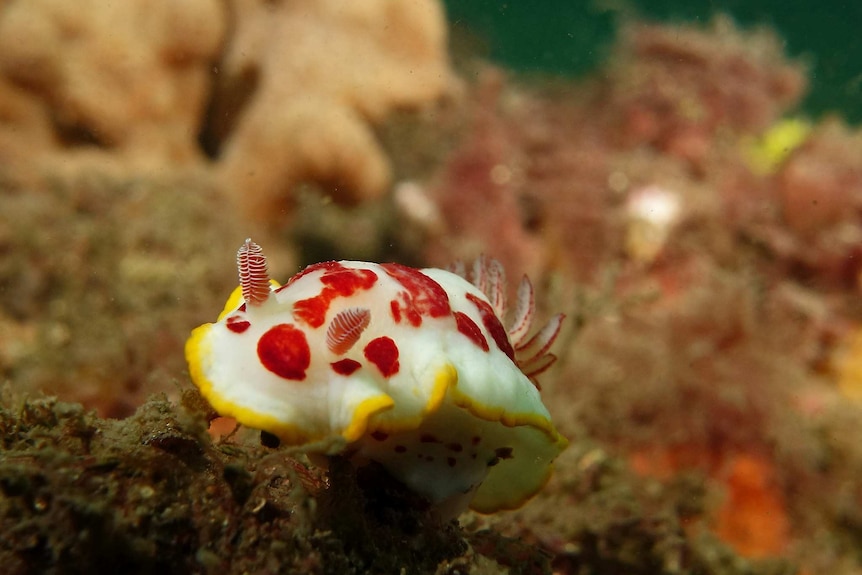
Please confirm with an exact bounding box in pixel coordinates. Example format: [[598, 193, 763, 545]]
[[0, 389, 801, 575], [0, 392, 478, 574]]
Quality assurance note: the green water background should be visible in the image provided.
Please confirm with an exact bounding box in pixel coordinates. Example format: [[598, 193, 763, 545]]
[[444, 1, 862, 123]]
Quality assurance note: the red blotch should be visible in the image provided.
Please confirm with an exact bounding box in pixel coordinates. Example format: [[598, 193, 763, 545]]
[[226, 315, 251, 333], [279, 261, 345, 290], [390, 291, 422, 326], [454, 311, 489, 351], [257, 324, 311, 380], [293, 265, 378, 328], [323, 267, 378, 293], [364, 336, 399, 377], [389, 299, 402, 323], [382, 264, 450, 326], [331, 358, 362, 376], [466, 293, 514, 359], [293, 296, 328, 328]]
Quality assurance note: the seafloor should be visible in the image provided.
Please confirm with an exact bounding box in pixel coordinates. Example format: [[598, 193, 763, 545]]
[[1, 3, 862, 574]]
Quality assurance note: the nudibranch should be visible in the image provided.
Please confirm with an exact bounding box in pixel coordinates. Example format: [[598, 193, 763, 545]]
[[186, 239, 568, 514]]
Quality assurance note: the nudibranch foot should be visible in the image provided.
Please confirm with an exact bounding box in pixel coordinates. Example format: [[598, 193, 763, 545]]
[[186, 240, 567, 515]]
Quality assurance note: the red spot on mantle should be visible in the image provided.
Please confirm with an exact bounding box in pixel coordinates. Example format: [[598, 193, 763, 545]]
[[226, 315, 251, 334], [331, 358, 362, 376], [382, 263, 450, 326], [364, 336, 400, 377], [279, 261, 344, 290], [293, 297, 328, 329], [257, 323, 311, 380], [454, 311, 489, 351], [323, 267, 378, 294], [293, 264, 378, 328], [466, 293, 514, 359]]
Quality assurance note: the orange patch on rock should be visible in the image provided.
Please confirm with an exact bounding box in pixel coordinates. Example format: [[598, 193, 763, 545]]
[[207, 416, 238, 440], [628, 446, 790, 558], [712, 453, 789, 558], [628, 443, 719, 480]]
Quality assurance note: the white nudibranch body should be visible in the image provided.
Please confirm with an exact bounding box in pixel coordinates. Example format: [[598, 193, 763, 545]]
[[186, 240, 567, 514]]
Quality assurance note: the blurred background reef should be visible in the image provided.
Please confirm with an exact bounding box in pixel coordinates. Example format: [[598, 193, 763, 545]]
[[1, 1, 861, 573]]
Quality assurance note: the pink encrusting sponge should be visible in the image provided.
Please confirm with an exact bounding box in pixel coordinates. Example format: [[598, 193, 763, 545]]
[[186, 240, 567, 514]]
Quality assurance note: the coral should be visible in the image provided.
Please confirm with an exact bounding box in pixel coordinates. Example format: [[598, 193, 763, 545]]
[[771, 120, 862, 290], [419, 70, 551, 281], [776, 119, 862, 238], [416, 67, 695, 284], [737, 119, 862, 293], [0, 0, 456, 228], [211, 0, 455, 222], [604, 17, 807, 165], [0, 0, 225, 166], [416, 17, 810, 284]]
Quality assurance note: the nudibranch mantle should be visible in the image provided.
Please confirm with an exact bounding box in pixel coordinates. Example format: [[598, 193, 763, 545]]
[[186, 239, 568, 514]]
